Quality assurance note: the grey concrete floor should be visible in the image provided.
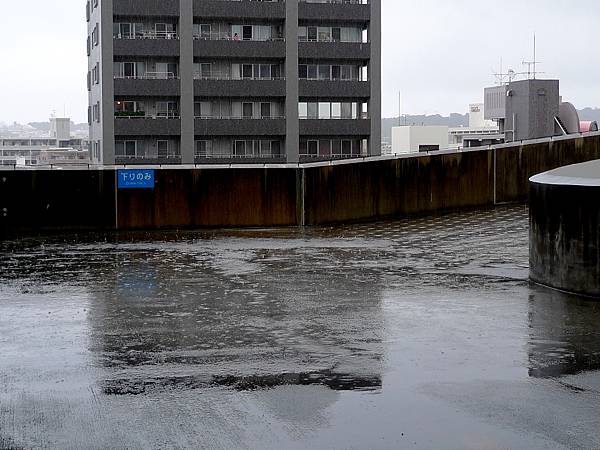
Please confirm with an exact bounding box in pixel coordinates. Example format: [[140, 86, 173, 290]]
[[1, 205, 599, 449]]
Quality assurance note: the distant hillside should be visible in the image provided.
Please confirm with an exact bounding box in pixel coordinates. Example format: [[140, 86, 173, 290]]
[[382, 108, 600, 142]]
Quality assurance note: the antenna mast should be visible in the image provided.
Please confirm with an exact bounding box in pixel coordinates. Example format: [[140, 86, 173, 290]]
[[522, 33, 540, 79]]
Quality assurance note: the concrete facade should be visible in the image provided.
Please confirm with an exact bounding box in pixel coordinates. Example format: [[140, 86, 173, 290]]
[[86, 0, 380, 165]]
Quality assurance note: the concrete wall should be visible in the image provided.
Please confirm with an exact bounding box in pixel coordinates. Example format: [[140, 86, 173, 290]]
[[2, 134, 600, 236], [530, 181, 600, 297], [505, 79, 560, 142]]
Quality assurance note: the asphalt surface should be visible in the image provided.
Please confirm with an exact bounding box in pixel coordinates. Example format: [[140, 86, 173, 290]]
[[1, 205, 599, 449]]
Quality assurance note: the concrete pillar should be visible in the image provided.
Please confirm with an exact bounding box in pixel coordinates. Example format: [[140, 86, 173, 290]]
[[100, 0, 115, 165], [369, 0, 382, 156], [179, 0, 195, 164], [285, 0, 299, 164]]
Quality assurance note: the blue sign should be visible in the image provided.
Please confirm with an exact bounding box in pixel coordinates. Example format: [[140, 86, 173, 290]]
[[118, 169, 155, 189]]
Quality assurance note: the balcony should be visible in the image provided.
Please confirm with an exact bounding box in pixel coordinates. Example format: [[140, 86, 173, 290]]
[[194, 39, 285, 59], [114, 117, 181, 136], [113, 0, 179, 17], [113, 38, 180, 57], [193, 0, 285, 20], [299, 80, 370, 99], [298, 1, 370, 23], [299, 119, 371, 136], [194, 78, 285, 97], [194, 118, 286, 136], [115, 156, 182, 165], [299, 41, 370, 60], [114, 77, 180, 96]]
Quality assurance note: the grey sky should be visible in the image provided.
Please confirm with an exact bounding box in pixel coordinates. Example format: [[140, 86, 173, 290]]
[[0, 0, 599, 123]]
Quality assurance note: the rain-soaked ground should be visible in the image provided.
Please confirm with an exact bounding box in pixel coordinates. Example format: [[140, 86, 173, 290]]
[[1, 205, 599, 450]]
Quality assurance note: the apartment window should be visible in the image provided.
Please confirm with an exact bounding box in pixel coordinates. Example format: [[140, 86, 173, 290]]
[[86, 1, 90, 22], [319, 102, 331, 119], [157, 140, 169, 158], [332, 65, 341, 80], [87, 36, 91, 56], [123, 62, 136, 78], [155, 23, 176, 38], [156, 101, 178, 118], [194, 24, 211, 39], [298, 27, 307, 42], [271, 141, 281, 157], [242, 103, 253, 119], [115, 140, 137, 157], [195, 140, 212, 157], [307, 140, 318, 156], [308, 27, 317, 42], [332, 27, 341, 42], [260, 103, 271, 119], [299, 65, 308, 79], [92, 23, 99, 46], [318, 27, 331, 42], [194, 102, 211, 118], [242, 25, 253, 41], [259, 64, 271, 79], [242, 64, 253, 80], [318, 65, 330, 80], [342, 140, 353, 155], [234, 140, 246, 156], [197, 63, 211, 78]]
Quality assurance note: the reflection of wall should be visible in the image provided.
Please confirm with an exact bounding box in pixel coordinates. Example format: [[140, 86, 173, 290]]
[[87, 238, 384, 401], [528, 290, 600, 378]]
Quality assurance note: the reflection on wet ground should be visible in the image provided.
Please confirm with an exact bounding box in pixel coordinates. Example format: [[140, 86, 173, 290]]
[[1, 205, 599, 449]]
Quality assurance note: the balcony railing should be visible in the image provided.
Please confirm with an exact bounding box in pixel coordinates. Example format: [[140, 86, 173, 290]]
[[193, 74, 284, 81], [193, 32, 284, 42], [114, 72, 178, 80], [299, 114, 369, 120], [114, 31, 179, 40], [194, 115, 285, 120], [115, 112, 181, 119], [300, 0, 368, 4]]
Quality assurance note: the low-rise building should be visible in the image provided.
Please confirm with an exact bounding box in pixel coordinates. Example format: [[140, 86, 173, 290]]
[[392, 125, 449, 154], [0, 117, 89, 166]]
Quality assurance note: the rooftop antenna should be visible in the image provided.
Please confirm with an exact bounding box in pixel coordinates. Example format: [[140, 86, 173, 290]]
[[398, 91, 401, 127], [522, 33, 540, 79], [492, 57, 518, 85]]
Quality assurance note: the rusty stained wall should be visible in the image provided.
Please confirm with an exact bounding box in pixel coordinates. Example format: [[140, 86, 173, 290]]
[[495, 134, 600, 204], [303, 150, 495, 225], [116, 168, 298, 229], [2, 134, 600, 236]]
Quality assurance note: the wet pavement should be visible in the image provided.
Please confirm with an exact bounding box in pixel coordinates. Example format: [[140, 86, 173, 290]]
[[1, 205, 599, 450]]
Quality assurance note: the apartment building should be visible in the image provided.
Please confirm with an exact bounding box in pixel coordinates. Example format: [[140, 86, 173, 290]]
[[87, 0, 381, 164]]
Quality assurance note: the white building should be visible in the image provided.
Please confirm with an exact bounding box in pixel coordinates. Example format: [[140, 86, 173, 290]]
[[392, 125, 449, 154], [448, 103, 501, 149]]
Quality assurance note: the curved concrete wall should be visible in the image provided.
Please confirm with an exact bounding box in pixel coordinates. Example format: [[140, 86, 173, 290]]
[[530, 160, 600, 297]]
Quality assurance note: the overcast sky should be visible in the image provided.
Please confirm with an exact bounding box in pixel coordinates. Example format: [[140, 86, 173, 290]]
[[0, 0, 599, 123]]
